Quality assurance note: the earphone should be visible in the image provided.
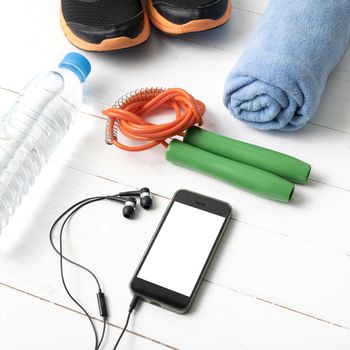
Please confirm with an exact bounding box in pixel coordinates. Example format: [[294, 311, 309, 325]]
[[116, 187, 153, 209], [106, 187, 153, 218], [107, 195, 137, 218], [49, 187, 152, 349]]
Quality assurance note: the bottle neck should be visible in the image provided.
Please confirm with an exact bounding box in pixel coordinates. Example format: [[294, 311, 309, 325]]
[[55, 67, 83, 108], [57, 67, 82, 85]]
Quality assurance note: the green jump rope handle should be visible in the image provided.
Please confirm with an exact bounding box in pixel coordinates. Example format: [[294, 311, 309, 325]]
[[166, 140, 295, 202], [183, 127, 311, 184]]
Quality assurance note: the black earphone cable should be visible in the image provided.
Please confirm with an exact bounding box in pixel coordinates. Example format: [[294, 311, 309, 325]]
[[113, 311, 132, 349], [58, 197, 107, 285], [59, 198, 108, 350], [50, 196, 106, 290], [50, 192, 145, 349], [50, 196, 108, 350], [113, 295, 140, 350], [98, 318, 107, 349]]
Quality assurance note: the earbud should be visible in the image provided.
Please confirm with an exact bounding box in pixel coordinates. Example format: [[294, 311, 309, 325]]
[[122, 197, 137, 218], [117, 187, 152, 209], [139, 188, 152, 209], [107, 195, 137, 218]]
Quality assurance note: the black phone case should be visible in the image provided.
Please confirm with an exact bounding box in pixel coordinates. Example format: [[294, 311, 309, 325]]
[[130, 189, 232, 314]]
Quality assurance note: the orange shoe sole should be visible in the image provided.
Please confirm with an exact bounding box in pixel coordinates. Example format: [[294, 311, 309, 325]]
[[147, 0, 231, 35], [60, 9, 151, 52]]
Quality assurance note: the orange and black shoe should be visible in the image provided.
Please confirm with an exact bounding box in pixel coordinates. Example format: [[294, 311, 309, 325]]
[[60, 0, 150, 51], [147, 0, 231, 35]]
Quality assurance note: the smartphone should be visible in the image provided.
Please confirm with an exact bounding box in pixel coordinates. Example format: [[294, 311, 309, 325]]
[[130, 189, 232, 314]]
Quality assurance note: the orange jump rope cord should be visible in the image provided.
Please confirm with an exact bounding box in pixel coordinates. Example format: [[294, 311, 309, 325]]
[[102, 88, 205, 152]]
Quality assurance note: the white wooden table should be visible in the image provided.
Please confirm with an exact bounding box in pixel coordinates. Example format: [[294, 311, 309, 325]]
[[1, 1, 350, 349]]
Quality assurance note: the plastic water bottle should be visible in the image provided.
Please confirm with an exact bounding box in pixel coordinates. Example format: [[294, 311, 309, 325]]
[[0, 52, 91, 232]]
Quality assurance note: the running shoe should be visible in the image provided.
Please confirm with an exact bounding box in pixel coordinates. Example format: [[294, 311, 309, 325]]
[[147, 0, 231, 35], [60, 0, 150, 51]]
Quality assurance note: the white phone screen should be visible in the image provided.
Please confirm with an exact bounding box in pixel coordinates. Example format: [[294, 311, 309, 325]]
[[137, 201, 226, 297]]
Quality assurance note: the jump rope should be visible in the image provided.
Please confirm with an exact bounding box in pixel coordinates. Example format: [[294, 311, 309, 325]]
[[51, 87, 311, 349], [103, 87, 311, 202]]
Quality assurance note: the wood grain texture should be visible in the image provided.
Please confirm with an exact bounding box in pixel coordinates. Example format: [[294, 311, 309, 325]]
[[1, 0, 350, 349], [0, 284, 173, 350], [0, 163, 349, 349]]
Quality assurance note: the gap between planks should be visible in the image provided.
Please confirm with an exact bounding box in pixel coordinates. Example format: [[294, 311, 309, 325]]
[[1, 273, 348, 347], [1, 149, 350, 335], [203, 279, 349, 331], [1, 86, 350, 257], [59, 162, 350, 259], [0, 281, 179, 350], [1, 79, 349, 137]]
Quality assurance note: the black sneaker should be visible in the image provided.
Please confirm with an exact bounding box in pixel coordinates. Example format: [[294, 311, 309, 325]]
[[60, 0, 150, 51], [147, 0, 231, 35]]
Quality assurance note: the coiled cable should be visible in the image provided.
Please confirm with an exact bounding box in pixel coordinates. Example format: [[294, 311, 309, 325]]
[[102, 88, 205, 152]]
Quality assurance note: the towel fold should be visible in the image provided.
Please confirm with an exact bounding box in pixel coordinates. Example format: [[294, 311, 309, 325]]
[[224, 0, 350, 131]]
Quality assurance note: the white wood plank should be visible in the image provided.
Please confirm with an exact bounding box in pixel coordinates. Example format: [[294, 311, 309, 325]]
[[0, 163, 349, 349], [0, 0, 350, 134], [2, 280, 349, 350], [0, 161, 349, 332], [133, 282, 350, 350], [233, 0, 268, 14], [1, 66, 350, 193], [1, 79, 350, 328], [0, 284, 172, 350], [1, 84, 350, 259], [40, 109, 350, 256], [0, 0, 350, 348], [208, 219, 350, 328]]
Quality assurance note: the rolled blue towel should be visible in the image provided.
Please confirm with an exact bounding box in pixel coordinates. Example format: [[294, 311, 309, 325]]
[[224, 0, 350, 131]]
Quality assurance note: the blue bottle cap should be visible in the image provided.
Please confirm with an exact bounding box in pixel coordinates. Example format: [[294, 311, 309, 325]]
[[59, 52, 91, 83]]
